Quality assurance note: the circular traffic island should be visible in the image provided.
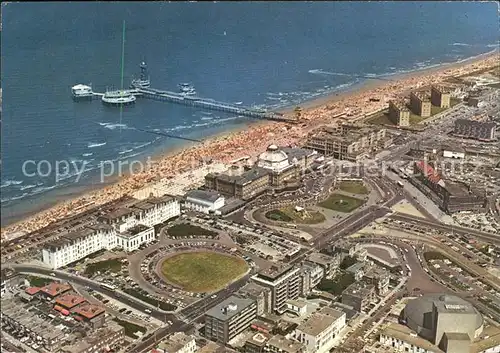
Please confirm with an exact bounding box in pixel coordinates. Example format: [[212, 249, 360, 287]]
[[159, 251, 249, 293]]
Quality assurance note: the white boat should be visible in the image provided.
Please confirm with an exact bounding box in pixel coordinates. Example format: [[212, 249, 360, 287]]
[[71, 84, 93, 100], [178, 83, 196, 95], [102, 90, 136, 106]]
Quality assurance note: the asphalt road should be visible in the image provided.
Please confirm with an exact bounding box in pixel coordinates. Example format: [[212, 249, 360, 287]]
[[389, 213, 500, 245]]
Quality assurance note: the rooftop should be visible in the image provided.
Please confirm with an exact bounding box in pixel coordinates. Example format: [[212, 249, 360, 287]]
[[205, 296, 255, 321], [267, 334, 304, 353], [158, 332, 195, 353], [296, 307, 345, 337], [208, 166, 270, 187], [72, 303, 105, 319], [40, 282, 72, 297], [381, 323, 444, 353], [455, 118, 496, 130], [55, 292, 87, 309], [121, 224, 151, 237], [245, 332, 270, 347], [346, 262, 365, 274], [306, 252, 336, 267], [389, 100, 410, 111], [185, 189, 223, 203], [256, 264, 296, 281], [343, 282, 375, 297]]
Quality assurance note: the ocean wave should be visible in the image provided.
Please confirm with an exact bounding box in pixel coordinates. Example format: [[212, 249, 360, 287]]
[[88, 142, 107, 148], [450, 42, 471, 47], [308, 69, 352, 77], [486, 43, 499, 48], [99, 122, 131, 130], [1, 193, 28, 204], [1, 179, 23, 188], [118, 148, 134, 155], [82, 152, 94, 157], [200, 116, 213, 121], [19, 184, 37, 191]]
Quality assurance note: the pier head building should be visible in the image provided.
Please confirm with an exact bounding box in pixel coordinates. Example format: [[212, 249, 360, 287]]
[[388, 100, 411, 127], [204, 145, 316, 200]]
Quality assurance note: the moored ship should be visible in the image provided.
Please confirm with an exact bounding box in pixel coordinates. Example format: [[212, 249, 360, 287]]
[[178, 83, 196, 95], [71, 84, 94, 101]]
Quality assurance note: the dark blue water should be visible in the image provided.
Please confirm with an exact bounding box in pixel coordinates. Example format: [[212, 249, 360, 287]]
[[1, 2, 498, 225]]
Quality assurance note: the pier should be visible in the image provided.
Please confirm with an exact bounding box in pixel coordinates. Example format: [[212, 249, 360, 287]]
[[73, 62, 298, 124]]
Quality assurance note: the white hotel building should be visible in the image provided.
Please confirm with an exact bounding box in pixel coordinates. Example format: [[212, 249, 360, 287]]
[[293, 307, 346, 353], [42, 195, 180, 269]]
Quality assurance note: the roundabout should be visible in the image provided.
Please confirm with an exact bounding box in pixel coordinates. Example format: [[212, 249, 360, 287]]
[[157, 249, 249, 293]]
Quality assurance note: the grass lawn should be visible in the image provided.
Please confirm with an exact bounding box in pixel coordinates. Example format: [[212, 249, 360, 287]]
[[113, 318, 147, 338], [85, 258, 123, 277], [337, 181, 369, 195], [266, 206, 325, 224], [161, 251, 248, 292], [423, 251, 447, 261], [318, 193, 365, 213], [122, 288, 176, 311], [167, 223, 217, 238], [265, 209, 293, 222], [27, 276, 52, 287]]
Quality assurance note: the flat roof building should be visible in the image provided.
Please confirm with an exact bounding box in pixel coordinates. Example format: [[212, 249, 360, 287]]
[[305, 125, 390, 161], [431, 86, 451, 109], [388, 100, 410, 127], [410, 91, 432, 117], [293, 307, 346, 353], [251, 265, 302, 314], [205, 296, 257, 344], [341, 282, 376, 312], [184, 189, 225, 214], [453, 119, 496, 141]]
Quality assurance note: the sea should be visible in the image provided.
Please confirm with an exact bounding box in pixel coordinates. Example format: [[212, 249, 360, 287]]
[[1, 2, 498, 226]]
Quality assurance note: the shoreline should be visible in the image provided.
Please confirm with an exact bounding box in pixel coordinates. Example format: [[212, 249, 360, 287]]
[[2, 49, 499, 236]]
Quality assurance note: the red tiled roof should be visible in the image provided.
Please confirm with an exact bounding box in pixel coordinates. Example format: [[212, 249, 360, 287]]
[[415, 161, 441, 183], [40, 282, 72, 298], [25, 287, 40, 295], [72, 303, 105, 320], [55, 292, 86, 309]]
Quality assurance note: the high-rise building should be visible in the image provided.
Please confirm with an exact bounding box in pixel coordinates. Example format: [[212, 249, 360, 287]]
[[205, 296, 257, 344], [431, 85, 451, 108], [410, 91, 431, 117], [251, 265, 302, 314], [388, 100, 410, 127]]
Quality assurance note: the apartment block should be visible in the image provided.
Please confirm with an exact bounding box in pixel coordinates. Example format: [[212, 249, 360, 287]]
[[388, 100, 410, 127], [205, 296, 257, 344], [410, 91, 431, 117], [251, 265, 302, 314], [431, 85, 451, 108], [293, 307, 346, 353], [341, 282, 376, 312]]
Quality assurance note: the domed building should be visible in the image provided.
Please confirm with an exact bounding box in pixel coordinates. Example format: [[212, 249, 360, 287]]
[[257, 145, 291, 173]]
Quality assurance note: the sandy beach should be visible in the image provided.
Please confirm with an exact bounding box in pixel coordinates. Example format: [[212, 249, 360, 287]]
[[2, 50, 499, 238]]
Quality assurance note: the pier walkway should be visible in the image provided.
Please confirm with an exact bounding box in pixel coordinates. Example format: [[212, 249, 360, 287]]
[[88, 87, 297, 124]]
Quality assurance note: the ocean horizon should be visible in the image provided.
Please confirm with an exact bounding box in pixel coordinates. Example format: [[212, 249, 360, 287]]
[[1, 2, 498, 227]]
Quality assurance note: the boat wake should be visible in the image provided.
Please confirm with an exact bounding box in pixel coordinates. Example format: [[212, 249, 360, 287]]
[[87, 142, 107, 148]]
